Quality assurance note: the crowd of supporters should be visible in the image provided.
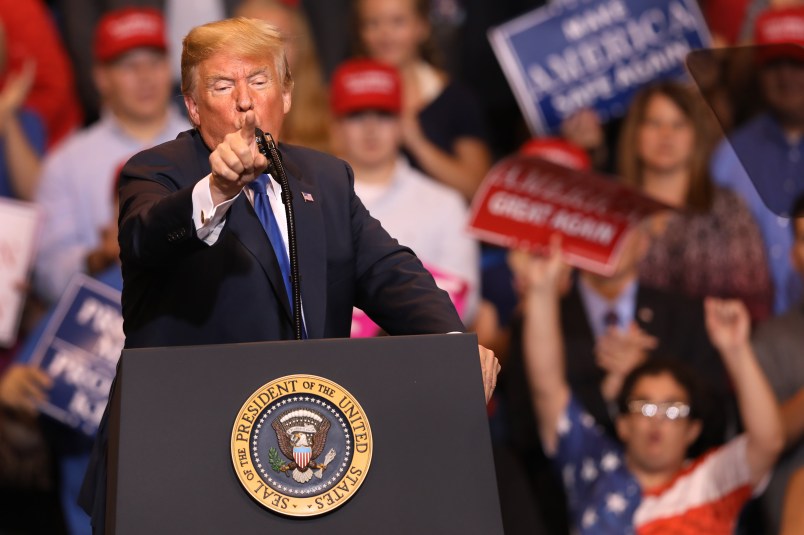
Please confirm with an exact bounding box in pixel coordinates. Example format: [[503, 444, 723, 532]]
[[0, 1, 802, 533]]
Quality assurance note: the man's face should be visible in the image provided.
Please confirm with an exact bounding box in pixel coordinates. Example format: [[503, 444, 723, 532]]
[[335, 111, 401, 169], [760, 59, 804, 124], [184, 52, 291, 150], [616, 373, 701, 476], [791, 216, 804, 277], [95, 48, 172, 123]]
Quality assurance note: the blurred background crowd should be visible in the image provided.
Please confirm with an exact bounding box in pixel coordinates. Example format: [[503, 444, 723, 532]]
[[0, 0, 803, 533]]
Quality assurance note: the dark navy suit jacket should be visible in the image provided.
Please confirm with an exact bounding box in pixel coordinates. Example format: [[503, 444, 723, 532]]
[[80, 129, 463, 531]]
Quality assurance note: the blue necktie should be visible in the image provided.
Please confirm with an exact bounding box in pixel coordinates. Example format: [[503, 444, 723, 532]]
[[603, 309, 620, 330], [250, 174, 296, 318]]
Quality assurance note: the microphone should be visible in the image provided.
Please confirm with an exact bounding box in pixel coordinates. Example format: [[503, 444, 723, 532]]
[[255, 128, 304, 341]]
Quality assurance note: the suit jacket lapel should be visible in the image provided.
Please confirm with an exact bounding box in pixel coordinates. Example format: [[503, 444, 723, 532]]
[[283, 158, 326, 339], [228, 194, 293, 322], [634, 286, 658, 335]]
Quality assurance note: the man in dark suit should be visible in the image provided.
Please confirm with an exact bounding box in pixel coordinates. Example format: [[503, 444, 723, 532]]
[[502, 227, 731, 535], [80, 17, 499, 533]]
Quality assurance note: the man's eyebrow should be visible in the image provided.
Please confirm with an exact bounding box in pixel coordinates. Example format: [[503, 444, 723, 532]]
[[204, 75, 234, 88], [247, 67, 271, 79], [203, 68, 271, 87]]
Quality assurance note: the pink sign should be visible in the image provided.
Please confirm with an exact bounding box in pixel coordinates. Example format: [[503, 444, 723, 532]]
[[468, 156, 670, 275], [350, 263, 470, 338]]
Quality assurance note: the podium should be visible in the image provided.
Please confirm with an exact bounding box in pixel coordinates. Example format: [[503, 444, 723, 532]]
[[106, 333, 504, 533]]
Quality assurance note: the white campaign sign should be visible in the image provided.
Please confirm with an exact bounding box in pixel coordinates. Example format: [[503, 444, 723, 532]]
[[0, 197, 41, 347]]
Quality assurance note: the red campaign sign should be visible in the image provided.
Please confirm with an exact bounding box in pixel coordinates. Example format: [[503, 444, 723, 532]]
[[468, 156, 671, 276]]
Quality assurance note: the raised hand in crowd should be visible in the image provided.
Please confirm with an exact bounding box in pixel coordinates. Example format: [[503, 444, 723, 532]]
[[0, 60, 35, 128], [508, 245, 573, 299], [0, 59, 42, 201], [0, 364, 51, 416], [508, 237, 572, 454], [704, 297, 784, 486], [559, 107, 607, 170], [560, 108, 604, 153], [596, 322, 658, 401]]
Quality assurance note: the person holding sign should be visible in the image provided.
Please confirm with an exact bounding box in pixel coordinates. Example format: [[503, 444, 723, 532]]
[[514, 238, 782, 535], [80, 17, 499, 533]]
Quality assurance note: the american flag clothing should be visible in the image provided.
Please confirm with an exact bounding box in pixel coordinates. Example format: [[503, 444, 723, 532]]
[[552, 396, 755, 535]]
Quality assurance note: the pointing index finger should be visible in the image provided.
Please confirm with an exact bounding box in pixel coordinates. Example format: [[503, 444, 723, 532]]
[[239, 110, 258, 144]]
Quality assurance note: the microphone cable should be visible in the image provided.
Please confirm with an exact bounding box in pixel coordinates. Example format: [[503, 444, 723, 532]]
[[255, 128, 303, 340]]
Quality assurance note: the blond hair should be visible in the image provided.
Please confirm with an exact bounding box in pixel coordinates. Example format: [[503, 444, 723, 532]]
[[181, 17, 294, 98], [236, 0, 332, 152]]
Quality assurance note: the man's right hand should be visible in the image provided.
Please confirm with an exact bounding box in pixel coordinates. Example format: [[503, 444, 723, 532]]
[[208, 110, 268, 205]]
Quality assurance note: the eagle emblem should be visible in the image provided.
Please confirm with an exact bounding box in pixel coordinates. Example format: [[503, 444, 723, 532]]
[[269, 408, 336, 483]]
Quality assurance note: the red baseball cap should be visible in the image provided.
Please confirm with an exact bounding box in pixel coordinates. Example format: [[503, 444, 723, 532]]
[[330, 59, 402, 117], [753, 6, 804, 65], [93, 7, 167, 63], [519, 138, 591, 172]]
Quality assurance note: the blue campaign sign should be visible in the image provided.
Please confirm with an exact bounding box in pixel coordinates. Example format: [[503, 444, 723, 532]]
[[27, 273, 123, 436], [489, 0, 711, 135]]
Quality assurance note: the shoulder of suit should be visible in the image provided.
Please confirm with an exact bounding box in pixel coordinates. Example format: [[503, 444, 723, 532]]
[[128, 129, 201, 164], [124, 129, 209, 189]]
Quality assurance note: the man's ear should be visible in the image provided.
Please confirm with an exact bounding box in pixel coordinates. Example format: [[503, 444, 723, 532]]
[[184, 93, 200, 127], [93, 65, 109, 100], [684, 419, 703, 447], [283, 89, 292, 114]]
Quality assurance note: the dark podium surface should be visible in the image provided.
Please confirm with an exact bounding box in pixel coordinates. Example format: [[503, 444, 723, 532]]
[[109, 333, 504, 534]]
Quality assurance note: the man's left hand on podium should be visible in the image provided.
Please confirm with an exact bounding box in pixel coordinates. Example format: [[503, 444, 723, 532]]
[[479, 345, 501, 404]]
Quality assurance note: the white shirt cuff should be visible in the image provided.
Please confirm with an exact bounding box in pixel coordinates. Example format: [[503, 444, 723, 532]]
[[192, 174, 239, 245]]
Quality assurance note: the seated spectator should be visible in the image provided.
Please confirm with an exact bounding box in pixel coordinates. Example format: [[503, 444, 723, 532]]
[[618, 81, 772, 322], [0, 0, 82, 149], [33, 7, 190, 305], [711, 6, 804, 314], [236, 0, 333, 153], [352, 0, 491, 200], [751, 193, 804, 532], [329, 58, 479, 327], [514, 238, 783, 534]]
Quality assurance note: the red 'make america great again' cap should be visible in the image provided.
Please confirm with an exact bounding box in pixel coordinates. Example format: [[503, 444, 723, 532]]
[[753, 6, 804, 65], [93, 7, 167, 63], [330, 59, 402, 117]]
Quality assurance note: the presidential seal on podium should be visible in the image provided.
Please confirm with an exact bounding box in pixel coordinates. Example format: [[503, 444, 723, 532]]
[[230, 374, 373, 516]]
